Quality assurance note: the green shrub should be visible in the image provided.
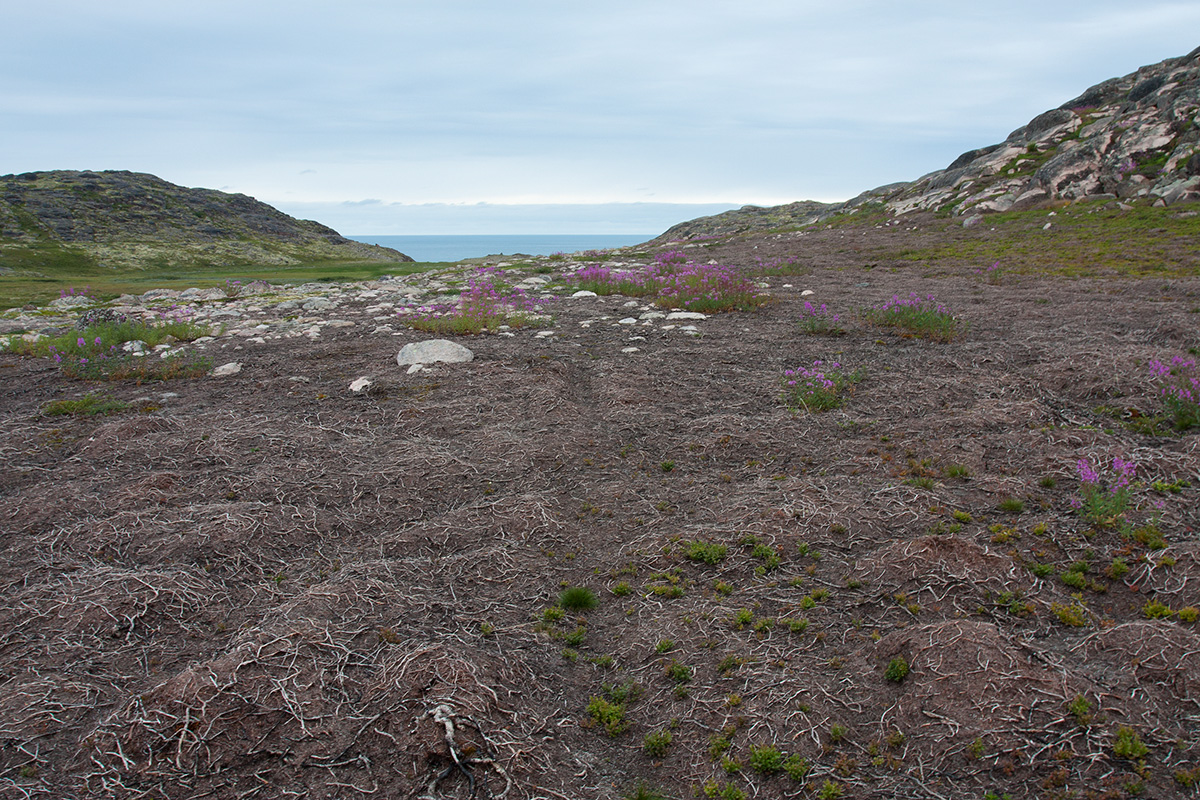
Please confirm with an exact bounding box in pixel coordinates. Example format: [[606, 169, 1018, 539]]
[[748, 743, 784, 774], [885, 657, 910, 683], [643, 729, 673, 757]]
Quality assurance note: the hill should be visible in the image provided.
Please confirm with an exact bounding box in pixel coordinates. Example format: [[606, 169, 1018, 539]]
[[661, 45, 1200, 240], [0, 170, 412, 273]]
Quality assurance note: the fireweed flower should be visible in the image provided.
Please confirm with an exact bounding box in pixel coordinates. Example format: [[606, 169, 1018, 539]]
[[1149, 356, 1200, 430], [1075, 456, 1136, 525], [781, 360, 860, 412]]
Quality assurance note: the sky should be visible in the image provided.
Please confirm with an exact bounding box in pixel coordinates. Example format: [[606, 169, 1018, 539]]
[[4, 2, 1199, 234]]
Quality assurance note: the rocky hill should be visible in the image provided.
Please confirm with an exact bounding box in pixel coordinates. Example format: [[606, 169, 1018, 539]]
[[0, 170, 412, 271], [661, 45, 1200, 239]]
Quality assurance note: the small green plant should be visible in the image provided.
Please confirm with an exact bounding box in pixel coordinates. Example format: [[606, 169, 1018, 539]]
[[701, 780, 746, 800], [750, 543, 781, 570], [951, 509, 972, 523], [624, 782, 670, 800], [885, 657, 910, 683], [479, 621, 496, 637], [643, 729, 673, 757], [816, 780, 844, 800], [732, 608, 754, 629], [542, 606, 565, 623], [665, 660, 692, 685], [946, 464, 972, 479], [656, 638, 675, 654], [1106, 557, 1130, 580], [1067, 694, 1093, 726], [613, 581, 632, 596], [714, 579, 733, 596], [748, 743, 784, 774], [1031, 562, 1054, 578], [586, 695, 626, 735], [560, 586, 599, 611], [1179, 606, 1199, 623], [1052, 599, 1090, 627], [783, 617, 809, 633], [1113, 726, 1149, 759], [685, 540, 728, 565], [968, 737, 986, 759], [829, 723, 848, 744], [660, 460, 676, 472], [783, 754, 811, 781], [1142, 599, 1174, 619]]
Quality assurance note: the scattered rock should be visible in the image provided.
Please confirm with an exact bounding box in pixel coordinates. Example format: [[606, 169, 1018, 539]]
[[349, 377, 373, 393], [49, 295, 95, 310], [210, 362, 242, 377]]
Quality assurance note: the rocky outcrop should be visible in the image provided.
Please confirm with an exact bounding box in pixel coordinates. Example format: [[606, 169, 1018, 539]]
[[0, 170, 412, 269], [661, 46, 1200, 239], [881, 46, 1200, 217]]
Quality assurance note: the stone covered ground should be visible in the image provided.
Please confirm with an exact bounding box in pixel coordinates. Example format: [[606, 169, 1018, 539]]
[[1, 214, 1200, 799]]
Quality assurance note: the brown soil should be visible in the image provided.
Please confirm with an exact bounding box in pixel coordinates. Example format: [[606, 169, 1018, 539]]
[[3, 218, 1200, 799]]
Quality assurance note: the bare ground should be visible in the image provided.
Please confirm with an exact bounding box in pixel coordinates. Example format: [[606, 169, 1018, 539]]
[[2, 219, 1200, 799]]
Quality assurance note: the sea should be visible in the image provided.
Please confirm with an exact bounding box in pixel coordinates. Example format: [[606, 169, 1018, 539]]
[[347, 234, 654, 263]]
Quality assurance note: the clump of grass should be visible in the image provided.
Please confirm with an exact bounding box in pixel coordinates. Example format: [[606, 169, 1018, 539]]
[[781, 360, 864, 413], [6, 315, 213, 381], [560, 586, 599, 611], [860, 292, 965, 341], [998, 497, 1025, 515], [42, 393, 131, 416]]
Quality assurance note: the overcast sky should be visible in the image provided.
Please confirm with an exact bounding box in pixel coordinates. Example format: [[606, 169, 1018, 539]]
[[4, 2, 1199, 234]]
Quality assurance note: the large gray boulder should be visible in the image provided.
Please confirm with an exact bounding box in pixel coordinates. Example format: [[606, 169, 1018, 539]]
[[396, 339, 474, 366]]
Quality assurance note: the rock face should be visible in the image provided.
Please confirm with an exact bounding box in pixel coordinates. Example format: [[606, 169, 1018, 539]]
[[660, 46, 1200, 239], [0, 170, 413, 269]]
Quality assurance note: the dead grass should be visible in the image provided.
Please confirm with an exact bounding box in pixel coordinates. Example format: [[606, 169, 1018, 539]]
[[1, 220, 1199, 798]]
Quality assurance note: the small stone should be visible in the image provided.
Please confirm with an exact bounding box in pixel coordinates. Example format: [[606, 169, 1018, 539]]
[[618, 317, 637, 325], [211, 362, 242, 377], [666, 311, 707, 321], [800, 290, 814, 296], [621, 347, 640, 353], [570, 290, 597, 298], [349, 377, 372, 393], [407, 363, 425, 374]]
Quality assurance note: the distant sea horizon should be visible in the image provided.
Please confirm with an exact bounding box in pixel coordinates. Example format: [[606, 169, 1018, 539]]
[[347, 234, 655, 263]]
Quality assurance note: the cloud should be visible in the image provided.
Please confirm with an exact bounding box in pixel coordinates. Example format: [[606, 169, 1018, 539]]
[[4, 2, 1200, 232]]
